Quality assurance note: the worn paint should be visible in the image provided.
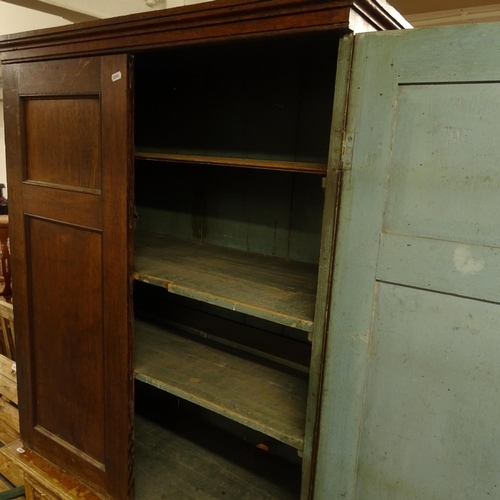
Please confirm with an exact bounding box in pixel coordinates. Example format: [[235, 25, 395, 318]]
[[453, 245, 485, 275], [357, 285, 500, 499], [315, 22, 500, 500]]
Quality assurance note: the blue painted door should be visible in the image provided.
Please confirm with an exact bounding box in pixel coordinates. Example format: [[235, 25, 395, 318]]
[[315, 24, 500, 500]]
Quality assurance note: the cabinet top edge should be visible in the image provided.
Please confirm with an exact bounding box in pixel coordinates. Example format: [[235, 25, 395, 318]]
[[0, 0, 409, 64]]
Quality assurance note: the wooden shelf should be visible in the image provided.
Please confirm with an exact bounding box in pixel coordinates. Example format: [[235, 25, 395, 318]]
[[134, 232, 319, 333], [135, 411, 301, 500], [135, 319, 308, 449], [135, 151, 327, 174], [137, 304, 311, 374]]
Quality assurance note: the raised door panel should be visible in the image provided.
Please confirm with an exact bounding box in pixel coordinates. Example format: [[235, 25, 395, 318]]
[[30, 218, 105, 465], [2, 56, 133, 499], [24, 97, 101, 190]]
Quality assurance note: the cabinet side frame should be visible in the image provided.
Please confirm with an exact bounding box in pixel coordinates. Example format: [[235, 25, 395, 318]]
[[302, 34, 355, 500]]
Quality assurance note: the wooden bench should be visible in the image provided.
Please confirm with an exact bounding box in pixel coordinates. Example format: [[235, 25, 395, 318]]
[[0, 297, 21, 495], [0, 301, 14, 362], [0, 299, 18, 448]]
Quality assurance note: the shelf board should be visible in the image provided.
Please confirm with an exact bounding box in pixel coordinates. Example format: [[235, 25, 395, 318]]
[[135, 411, 301, 500], [134, 232, 318, 332], [137, 304, 311, 373], [135, 151, 327, 174], [135, 319, 308, 449]]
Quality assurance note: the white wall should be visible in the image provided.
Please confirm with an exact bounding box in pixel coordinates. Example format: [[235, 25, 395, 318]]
[[406, 4, 500, 27], [0, 2, 70, 36], [40, 0, 166, 19], [0, 1, 71, 198], [30, 0, 212, 19]]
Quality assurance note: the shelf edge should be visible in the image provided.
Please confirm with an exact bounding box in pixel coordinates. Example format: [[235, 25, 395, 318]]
[[134, 273, 314, 333], [134, 371, 305, 450], [135, 151, 328, 174]]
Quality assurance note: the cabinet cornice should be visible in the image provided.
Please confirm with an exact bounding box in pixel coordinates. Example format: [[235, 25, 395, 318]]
[[0, 0, 407, 63]]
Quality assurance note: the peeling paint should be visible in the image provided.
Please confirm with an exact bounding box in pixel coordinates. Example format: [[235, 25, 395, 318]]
[[445, 125, 467, 142], [453, 244, 485, 275], [355, 332, 371, 344]]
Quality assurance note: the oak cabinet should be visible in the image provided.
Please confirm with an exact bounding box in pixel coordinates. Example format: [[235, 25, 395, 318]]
[[4, 9, 500, 500], [0, 2, 412, 499]]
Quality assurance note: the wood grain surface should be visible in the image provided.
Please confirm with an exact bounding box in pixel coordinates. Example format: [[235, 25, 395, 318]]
[[135, 152, 327, 174], [135, 232, 319, 332], [135, 319, 308, 449]]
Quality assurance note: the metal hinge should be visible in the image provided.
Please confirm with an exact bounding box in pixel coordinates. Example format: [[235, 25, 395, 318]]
[[340, 131, 354, 170]]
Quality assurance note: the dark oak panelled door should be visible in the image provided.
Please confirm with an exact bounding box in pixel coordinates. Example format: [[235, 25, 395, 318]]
[[3, 56, 133, 499]]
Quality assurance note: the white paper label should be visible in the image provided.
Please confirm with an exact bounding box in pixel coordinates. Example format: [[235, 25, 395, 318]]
[[111, 71, 122, 82]]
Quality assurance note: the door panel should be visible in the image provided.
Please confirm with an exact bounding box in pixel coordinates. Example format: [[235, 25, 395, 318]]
[[25, 97, 101, 190], [384, 83, 500, 245], [3, 56, 133, 499], [314, 24, 500, 500], [357, 284, 500, 500], [30, 218, 105, 465], [23, 184, 103, 229], [17, 58, 101, 95]]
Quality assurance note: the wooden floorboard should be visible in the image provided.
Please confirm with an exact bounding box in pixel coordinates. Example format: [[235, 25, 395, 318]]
[[0, 452, 24, 488], [135, 319, 308, 449], [0, 476, 11, 492], [1, 441, 100, 500], [134, 232, 318, 332], [135, 411, 301, 500]]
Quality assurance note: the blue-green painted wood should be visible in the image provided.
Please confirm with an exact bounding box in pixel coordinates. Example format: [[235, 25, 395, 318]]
[[313, 32, 396, 500], [301, 34, 354, 500], [315, 22, 500, 500], [384, 83, 500, 247], [377, 233, 500, 302], [135, 231, 318, 332], [0, 487, 25, 500], [357, 284, 500, 499], [135, 163, 324, 265], [288, 174, 325, 265], [202, 167, 293, 258], [394, 23, 500, 84], [135, 162, 202, 241]]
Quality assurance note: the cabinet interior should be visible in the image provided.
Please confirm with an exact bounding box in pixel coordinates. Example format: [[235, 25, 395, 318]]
[[133, 32, 339, 499]]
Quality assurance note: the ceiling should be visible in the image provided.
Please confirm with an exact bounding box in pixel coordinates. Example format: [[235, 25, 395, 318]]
[[0, 0, 500, 20], [1, 0, 500, 29], [393, 0, 496, 15], [391, 0, 500, 26]]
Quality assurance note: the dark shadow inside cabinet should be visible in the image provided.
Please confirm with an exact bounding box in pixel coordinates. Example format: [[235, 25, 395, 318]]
[[135, 380, 303, 499], [135, 33, 338, 165], [133, 32, 339, 499]]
